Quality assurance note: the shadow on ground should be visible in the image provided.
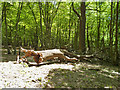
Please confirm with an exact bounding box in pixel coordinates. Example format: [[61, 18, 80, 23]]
[[45, 63, 119, 88]]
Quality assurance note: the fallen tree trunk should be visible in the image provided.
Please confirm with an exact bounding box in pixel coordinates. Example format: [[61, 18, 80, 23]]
[[19, 47, 102, 65], [20, 47, 78, 64]]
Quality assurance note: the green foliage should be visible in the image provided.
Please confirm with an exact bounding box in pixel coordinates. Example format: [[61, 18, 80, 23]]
[[2, 2, 120, 63]]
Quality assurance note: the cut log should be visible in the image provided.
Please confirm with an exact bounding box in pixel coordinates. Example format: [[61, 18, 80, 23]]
[[20, 47, 78, 64]]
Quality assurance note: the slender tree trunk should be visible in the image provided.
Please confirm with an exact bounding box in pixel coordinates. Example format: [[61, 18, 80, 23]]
[[56, 26, 59, 48], [65, 27, 67, 45], [28, 3, 38, 50], [68, 6, 71, 43], [87, 23, 90, 51], [74, 22, 78, 50], [114, 1, 119, 65], [110, 1, 113, 61], [24, 26, 25, 46], [4, 2, 11, 54], [71, 24, 74, 49], [97, 2, 101, 49], [59, 24, 61, 47], [90, 31, 93, 51], [46, 2, 51, 47], [112, 2, 116, 41], [9, 26, 12, 45], [39, 2, 43, 48], [2, 3, 4, 23], [14, 2, 23, 55], [102, 19, 105, 48], [90, 25, 93, 51]]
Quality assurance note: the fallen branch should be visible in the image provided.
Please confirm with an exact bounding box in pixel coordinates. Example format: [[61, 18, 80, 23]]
[[60, 49, 101, 60]]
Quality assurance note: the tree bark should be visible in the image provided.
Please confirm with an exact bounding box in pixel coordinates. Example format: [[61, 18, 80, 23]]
[[72, 2, 86, 53], [80, 2, 86, 53]]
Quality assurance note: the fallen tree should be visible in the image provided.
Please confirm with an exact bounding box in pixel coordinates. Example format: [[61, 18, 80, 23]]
[[17, 47, 102, 66]]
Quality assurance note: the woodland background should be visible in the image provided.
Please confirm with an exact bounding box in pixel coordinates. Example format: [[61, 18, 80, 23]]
[[1, 1, 120, 66]]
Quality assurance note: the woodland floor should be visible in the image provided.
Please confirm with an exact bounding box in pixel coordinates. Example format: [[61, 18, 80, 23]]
[[0, 49, 120, 88]]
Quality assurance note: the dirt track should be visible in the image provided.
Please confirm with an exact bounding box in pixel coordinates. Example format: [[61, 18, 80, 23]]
[[0, 61, 74, 88]]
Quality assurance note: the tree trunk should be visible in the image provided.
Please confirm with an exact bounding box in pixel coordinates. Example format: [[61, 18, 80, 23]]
[[96, 2, 101, 49], [79, 2, 86, 53], [101, 19, 105, 48], [68, 6, 71, 43], [55, 27, 59, 48], [14, 2, 23, 55], [9, 25, 12, 45], [39, 2, 43, 48], [28, 3, 38, 50], [74, 22, 78, 50], [114, 1, 119, 65], [59, 24, 61, 47], [4, 2, 11, 54], [90, 26, 93, 51], [87, 23, 90, 51], [72, 2, 86, 53], [24, 26, 26, 46], [110, 1, 113, 61]]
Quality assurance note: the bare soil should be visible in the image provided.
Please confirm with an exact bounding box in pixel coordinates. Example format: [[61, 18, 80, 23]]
[[0, 61, 74, 88]]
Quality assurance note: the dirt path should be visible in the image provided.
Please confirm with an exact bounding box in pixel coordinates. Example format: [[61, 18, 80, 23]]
[[0, 61, 119, 88], [0, 61, 74, 88]]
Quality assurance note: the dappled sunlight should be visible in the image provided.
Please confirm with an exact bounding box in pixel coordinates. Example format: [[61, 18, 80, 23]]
[[45, 63, 119, 88], [102, 69, 120, 75], [1, 1, 120, 88]]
